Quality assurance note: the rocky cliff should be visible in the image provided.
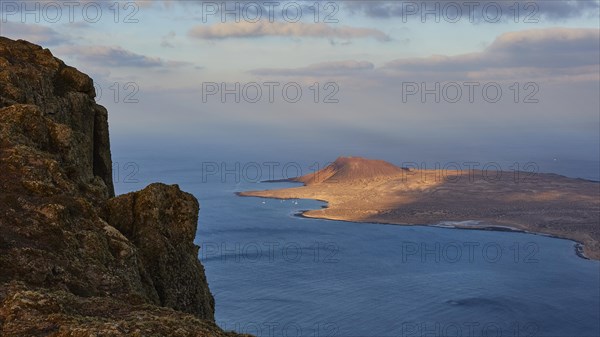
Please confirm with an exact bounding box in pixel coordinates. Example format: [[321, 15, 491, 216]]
[[0, 37, 243, 336]]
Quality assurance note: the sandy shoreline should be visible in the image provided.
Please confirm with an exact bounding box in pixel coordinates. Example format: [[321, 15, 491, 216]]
[[238, 191, 592, 260], [237, 157, 600, 260]]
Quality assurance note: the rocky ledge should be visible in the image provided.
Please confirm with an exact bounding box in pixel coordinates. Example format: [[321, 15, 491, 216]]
[[0, 37, 244, 336]]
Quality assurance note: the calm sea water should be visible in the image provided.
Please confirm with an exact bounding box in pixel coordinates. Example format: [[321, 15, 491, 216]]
[[114, 158, 600, 337]]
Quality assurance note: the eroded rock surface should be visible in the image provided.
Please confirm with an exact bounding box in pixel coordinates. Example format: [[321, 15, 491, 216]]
[[0, 37, 239, 336], [107, 184, 215, 320]]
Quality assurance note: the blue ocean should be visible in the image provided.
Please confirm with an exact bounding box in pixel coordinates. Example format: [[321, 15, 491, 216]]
[[114, 156, 600, 337]]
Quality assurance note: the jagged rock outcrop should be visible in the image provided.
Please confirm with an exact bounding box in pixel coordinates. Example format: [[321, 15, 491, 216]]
[[0, 37, 242, 336], [0, 283, 233, 337], [0, 37, 114, 198], [107, 184, 215, 320]]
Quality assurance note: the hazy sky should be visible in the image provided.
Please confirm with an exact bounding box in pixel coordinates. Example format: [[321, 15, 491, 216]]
[[1, 1, 599, 179]]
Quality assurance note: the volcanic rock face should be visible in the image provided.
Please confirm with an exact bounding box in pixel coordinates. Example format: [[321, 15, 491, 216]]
[[107, 184, 215, 319], [0, 37, 114, 198], [0, 37, 236, 336]]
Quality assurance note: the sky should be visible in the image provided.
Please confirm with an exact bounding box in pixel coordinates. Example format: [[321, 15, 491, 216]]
[[1, 0, 599, 179]]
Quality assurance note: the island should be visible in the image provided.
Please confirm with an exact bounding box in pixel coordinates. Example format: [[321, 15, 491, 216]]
[[239, 156, 600, 260]]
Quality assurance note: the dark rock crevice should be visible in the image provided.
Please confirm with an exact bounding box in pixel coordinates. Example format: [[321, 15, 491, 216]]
[[0, 37, 238, 336], [93, 105, 115, 197]]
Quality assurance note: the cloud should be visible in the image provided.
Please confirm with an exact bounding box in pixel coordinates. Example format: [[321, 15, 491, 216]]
[[344, 0, 599, 21], [486, 28, 599, 68], [112, 0, 600, 22], [161, 31, 177, 48], [251, 60, 375, 76], [246, 28, 599, 84], [55, 45, 167, 68], [525, 0, 600, 20], [382, 28, 600, 81], [188, 21, 390, 41], [0, 22, 68, 46]]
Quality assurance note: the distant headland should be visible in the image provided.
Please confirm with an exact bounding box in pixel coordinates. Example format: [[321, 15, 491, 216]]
[[239, 156, 600, 260]]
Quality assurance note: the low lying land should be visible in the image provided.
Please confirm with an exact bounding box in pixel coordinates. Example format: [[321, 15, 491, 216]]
[[239, 157, 600, 260]]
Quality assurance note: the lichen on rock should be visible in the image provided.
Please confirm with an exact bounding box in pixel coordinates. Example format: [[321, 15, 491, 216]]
[[107, 183, 216, 320], [0, 37, 243, 336]]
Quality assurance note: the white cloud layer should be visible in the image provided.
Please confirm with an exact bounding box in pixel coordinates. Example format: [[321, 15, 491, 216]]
[[188, 21, 390, 41]]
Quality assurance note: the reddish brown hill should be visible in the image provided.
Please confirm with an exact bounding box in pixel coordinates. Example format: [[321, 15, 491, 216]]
[[293, 156, 405, 185], [241, 156, 600, 259]]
